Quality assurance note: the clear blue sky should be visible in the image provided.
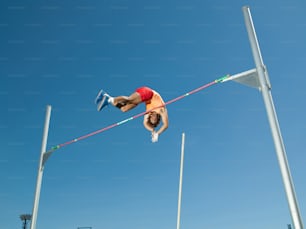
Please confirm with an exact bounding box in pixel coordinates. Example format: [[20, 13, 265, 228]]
[[1, 1, 306, 229]]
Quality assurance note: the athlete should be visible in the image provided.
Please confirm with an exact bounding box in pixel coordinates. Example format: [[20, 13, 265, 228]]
[[95, 86, 168, 142]]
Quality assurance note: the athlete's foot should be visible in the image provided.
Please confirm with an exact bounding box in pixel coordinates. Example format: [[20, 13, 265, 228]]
[[95, 89, 104, 104], [97, 94, 110, 111]]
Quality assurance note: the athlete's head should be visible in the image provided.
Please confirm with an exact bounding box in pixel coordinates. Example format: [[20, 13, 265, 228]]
[[148, 111, 161, 128]]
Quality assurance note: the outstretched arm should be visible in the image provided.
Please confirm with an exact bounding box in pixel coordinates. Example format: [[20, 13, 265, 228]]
[[155, 107, 168, 135]]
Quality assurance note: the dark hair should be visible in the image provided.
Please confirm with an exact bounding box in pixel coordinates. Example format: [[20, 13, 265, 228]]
[[148, 112, 161, 128]]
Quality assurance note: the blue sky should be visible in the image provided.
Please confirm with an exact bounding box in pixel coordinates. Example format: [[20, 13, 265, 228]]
[[1, 1, 306, 229]]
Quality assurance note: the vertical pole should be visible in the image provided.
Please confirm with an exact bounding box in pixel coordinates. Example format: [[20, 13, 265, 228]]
[[242, 6, 304, 229], [30, 105, 52, 229], [177, 133, 185, 229]]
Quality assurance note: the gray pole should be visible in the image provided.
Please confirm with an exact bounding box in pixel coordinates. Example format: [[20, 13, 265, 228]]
[[176, 133, 185, 229], [30, 105, 52, 229], [242, 6, 303, 229]]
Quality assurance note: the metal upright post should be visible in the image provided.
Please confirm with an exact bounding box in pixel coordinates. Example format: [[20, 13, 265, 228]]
[[30, 105, 52, 229], [242, 6, 304, 229], [177, 133, 185, 229]]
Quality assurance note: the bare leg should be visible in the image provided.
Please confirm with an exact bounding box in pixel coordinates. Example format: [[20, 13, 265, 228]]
[[113, 96, 129, 106], [120, 103, 137, 112], [113, 92, 142, 112]]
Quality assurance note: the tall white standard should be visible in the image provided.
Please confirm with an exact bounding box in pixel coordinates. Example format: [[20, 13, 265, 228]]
[[177, 133, 185, 229], [243, 6, 304, 229], [30, 105, 52, 229]]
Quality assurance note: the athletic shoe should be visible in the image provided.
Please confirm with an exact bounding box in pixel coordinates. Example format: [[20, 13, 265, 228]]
[[97, 94, 110, 111], [95, 89, 104, 104]]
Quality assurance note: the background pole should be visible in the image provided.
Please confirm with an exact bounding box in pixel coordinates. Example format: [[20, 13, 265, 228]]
[[30, 105, 52, 229], [177, 133, 185, 229], [242, 6, 304, 229]]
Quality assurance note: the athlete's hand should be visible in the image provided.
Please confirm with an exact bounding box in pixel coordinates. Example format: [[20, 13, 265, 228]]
[[151, 131, 159, 143]]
